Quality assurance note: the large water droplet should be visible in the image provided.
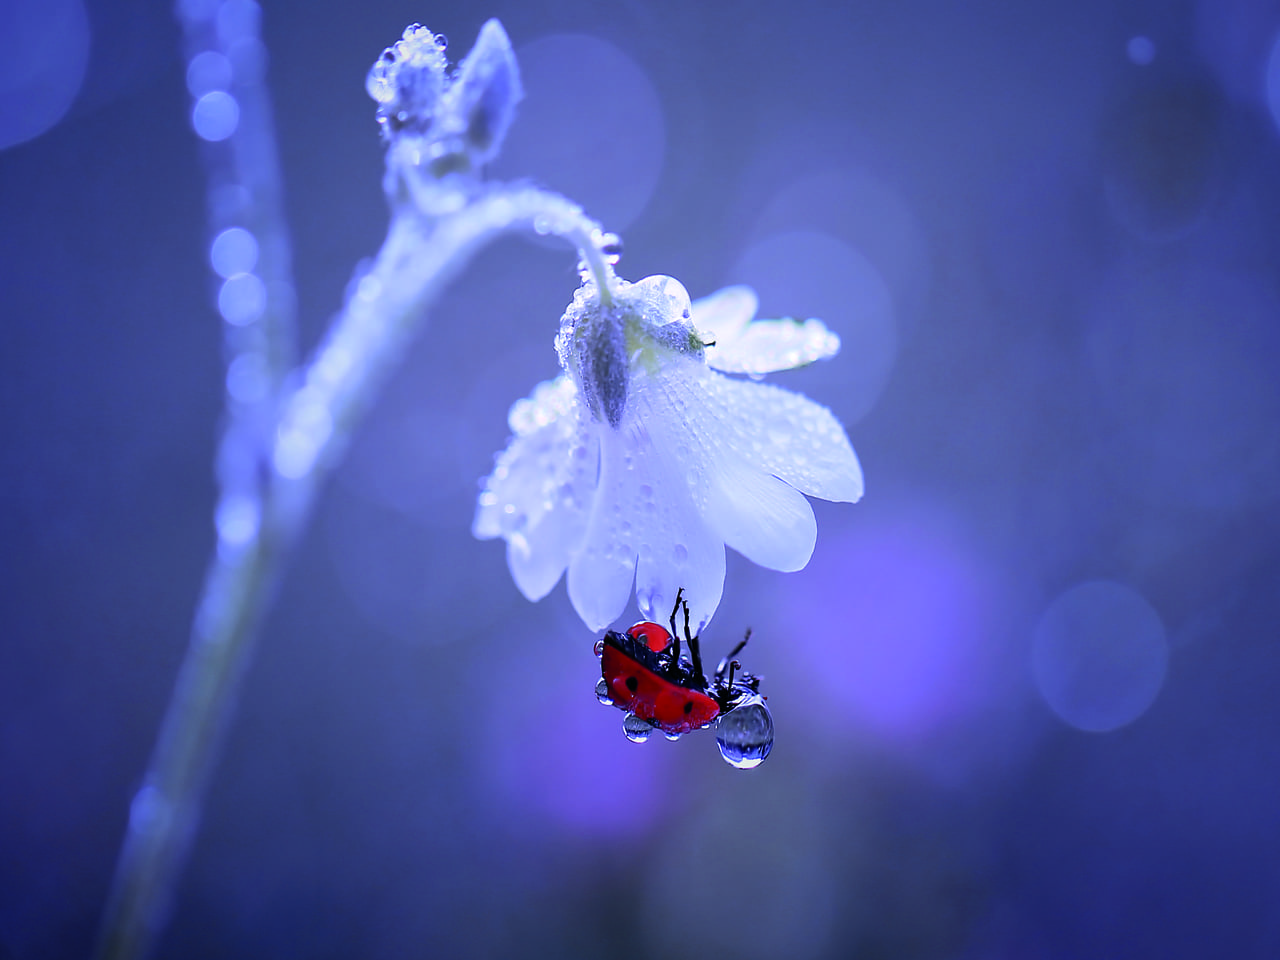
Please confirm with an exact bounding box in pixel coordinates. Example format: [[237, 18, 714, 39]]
[[366, 57, 397, 103], [596, 677, 613, 704], [714, 695, 773, 769], [623, 713, 653, 742]]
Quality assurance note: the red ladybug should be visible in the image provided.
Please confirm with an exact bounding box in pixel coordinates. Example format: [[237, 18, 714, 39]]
[[594, 590, 774, 768]]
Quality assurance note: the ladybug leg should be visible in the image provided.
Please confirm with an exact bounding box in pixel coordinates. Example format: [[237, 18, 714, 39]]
[[668, 588, 685, 669], [715, 629, 752, 685], [680, 595, 708, 684]]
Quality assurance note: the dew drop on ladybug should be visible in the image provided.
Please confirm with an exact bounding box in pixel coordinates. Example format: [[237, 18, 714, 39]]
[[714, 693, 774, 769], [622, 713, 653, 742], [595, 677, 613, 705]]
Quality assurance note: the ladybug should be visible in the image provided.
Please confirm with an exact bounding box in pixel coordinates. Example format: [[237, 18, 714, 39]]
[[594, 589, 774, 768]]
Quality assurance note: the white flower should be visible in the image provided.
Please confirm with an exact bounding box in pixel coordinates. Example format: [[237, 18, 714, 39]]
[[473, 275, 863, 632]]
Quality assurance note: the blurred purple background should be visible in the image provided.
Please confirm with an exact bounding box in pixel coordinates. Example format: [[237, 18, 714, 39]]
[[3, 0, 1280, 957]]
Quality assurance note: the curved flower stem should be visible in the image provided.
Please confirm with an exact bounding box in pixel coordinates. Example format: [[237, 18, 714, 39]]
[[95, 177, 617, 960], [274, 187, 615, 488]]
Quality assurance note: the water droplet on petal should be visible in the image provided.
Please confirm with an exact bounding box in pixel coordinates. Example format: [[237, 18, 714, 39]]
[[596, 677, 613, 704], [715, 694, 774, 769], [623, 713, 653, 742], [673, 543, 688, 564]]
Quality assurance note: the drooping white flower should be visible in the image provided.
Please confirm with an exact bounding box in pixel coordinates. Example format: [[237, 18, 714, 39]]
[[473, 275, 863, 632]]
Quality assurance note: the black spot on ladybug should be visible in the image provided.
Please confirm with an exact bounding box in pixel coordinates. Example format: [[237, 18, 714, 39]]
[[626, 676, 638, 693], [683, 701, 693, 714]]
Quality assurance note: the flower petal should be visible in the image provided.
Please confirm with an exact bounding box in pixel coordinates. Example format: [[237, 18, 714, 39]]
[[568, 361, 730, 633], [505, 429, 595, 600], [704, 452, 817, 572], [705, 316, 841, 376], [692, 285, 757, 350], [567, 425, 642, 631], [701, 373, 864, 503], [629, 399, 726, 634], [474, 376, 595, 601]]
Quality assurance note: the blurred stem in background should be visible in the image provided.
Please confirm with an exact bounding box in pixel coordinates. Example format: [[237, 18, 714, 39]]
[[94, 7, 616, 959]]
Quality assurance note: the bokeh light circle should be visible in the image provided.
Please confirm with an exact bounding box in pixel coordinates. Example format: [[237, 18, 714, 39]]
[[226, 353, 268, 405], [193, 90, 239, 142], [217, 272, 265, 326], [0, 0, 90, 151], [210, 226, 258, 279], [732, 230, 896, 424], [742, 168, 931, 331], [186, 50, 232, 98], [492, 34, 665, 231], [1032, 580, 1168, 733], [1127, 36, 1156, 66]]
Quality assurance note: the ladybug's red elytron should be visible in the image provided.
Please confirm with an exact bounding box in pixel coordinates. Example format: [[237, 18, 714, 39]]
[[594, 589, 774, 769]]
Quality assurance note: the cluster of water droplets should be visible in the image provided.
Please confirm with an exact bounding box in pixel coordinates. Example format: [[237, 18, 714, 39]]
[[594, 679, 687, 744], [366, 24, 450, 139], [366, 19, 522, 181]]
